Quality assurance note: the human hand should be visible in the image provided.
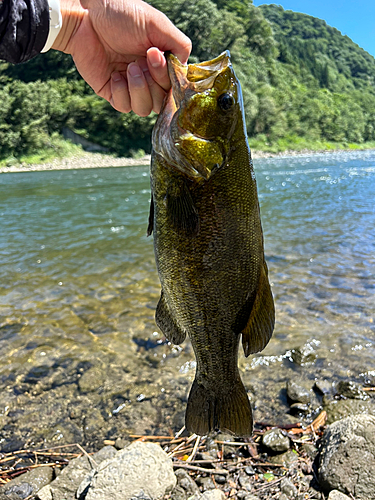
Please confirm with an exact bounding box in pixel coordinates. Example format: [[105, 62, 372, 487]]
[[52, 0, 191, 116]]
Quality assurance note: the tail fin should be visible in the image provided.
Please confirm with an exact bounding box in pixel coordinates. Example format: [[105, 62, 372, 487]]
[[185, 377, 253, 437]]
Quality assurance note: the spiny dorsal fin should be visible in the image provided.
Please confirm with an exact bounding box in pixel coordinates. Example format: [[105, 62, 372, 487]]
[[155, 291, 187, 345], [241, 262, 275, 357]]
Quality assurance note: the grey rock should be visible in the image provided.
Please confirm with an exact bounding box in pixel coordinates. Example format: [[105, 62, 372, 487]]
[[244, 465, 255, 475], [278, 495, 289, 500], [335, 381, 368, 400], [262, 428, 290, 452], [318, 414, 375, 498], [324, 398, 375, 424], [3, 466, 53, 498], [291, 343, 317, 365], [114, 436, 129, 449], [269, 450, 298, 467], [196, 477, 215, 491], [37, 445, 117, 500], [289, 402, 310, 414], [280, 477, 298, 498], [174, 468, 200, 496], [214, 475, 226, 485], [287, 380, 311, 404], [78, 367, 105, 393], [83, 441, 176, 500], [238, 475, 252, 491], [200, 491, 225, 500], [327, 491, 351, 500], [300, 443, 318, 459], [314, 379, 333, 395]]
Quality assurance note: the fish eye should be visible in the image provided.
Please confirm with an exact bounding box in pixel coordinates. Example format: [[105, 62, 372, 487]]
[[218, 93, 234, 111]]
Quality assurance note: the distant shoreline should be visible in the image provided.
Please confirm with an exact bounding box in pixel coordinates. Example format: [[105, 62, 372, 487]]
[[1, 148, 374, 174]]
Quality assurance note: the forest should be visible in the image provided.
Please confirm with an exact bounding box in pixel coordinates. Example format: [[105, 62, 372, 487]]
[[1, 0, 375, 163]]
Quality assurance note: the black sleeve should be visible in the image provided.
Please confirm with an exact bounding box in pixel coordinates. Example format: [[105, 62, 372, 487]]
[[0, 0, 50, 64]]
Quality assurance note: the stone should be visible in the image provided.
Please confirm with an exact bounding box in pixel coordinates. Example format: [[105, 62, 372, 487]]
[[37, 445, 117, 500], [324, 398, 375, 424], [174, 468, 200, 496], [238, 475, 252, 491], [3, 466, 53, 498], [314, 379, 333, 395], [335, 381, 368, 400], [269, 450, 299, 467], [278, 495, 289, 500], [291, 343, 317, 365], [318, 414, 375, 498], [244, 465, 255, 475], [327, 491, 352, 500], [200, 490, 225, 500], [82, 441, 176, 500], [262, 428, 290, 452], [280, 477, 298, 498], [196, 477, 215, 491], [300, 443, 318, 460], [286, 380, 311, 404], [289, 403, 310, 415]]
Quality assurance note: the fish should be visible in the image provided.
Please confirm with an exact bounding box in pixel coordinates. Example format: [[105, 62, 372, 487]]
[[148, 51, 275, 437]]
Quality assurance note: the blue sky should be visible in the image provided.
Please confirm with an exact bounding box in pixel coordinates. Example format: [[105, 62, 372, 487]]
[[253, 1, 375, 58]]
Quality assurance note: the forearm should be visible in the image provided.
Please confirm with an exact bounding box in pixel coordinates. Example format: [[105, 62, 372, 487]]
[[0, 0, 50, 63]]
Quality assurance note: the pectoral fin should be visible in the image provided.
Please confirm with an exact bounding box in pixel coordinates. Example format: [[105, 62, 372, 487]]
[[166, 179, 199, 236], [155, 292, 187, 345], [241, 262, 275, 357]]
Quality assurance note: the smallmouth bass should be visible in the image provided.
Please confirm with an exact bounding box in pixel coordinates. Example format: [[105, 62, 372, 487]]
[[148, 51, 275, 436]]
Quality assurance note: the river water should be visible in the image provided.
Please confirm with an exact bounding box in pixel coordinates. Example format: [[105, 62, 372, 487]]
[[0, 150, 374, 450]]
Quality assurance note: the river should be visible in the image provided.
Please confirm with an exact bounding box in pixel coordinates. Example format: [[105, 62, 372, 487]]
[[0, 150, 374, 450]]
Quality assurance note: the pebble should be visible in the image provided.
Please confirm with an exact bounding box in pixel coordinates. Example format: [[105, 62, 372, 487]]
[[287, 380, 311, 404], [280, 477, 298, 498], [196, 477, 216, 491], [262, 428, 290, 452], [327, 491, 352, 500], [291, 343, 317, 365], [238, 475, 252, 491], [269, 450, 299, 467], [289, 402, 310, 414], [200, 490, 225, 500], [214, 475, 227, 484], [245, 465, 256, 475]]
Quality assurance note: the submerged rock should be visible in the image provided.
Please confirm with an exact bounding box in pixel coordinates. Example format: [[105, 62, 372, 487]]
[[324, 398, 375, 424], [3, 466, 53, 499], [286, 380, 311, 404], [335, 381, 368, 400], [318, 414, 375, 498]]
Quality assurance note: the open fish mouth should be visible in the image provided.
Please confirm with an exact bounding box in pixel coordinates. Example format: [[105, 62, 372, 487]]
[[151, 51, 232, 181], [167, 51, 231, 108]]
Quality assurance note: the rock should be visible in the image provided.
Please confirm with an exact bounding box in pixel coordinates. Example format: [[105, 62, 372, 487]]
[[280, 477, 298, 498], [3, 466, 53, 498], [291, 343, 317, 365], [335, 381, 368, 400], [78, 367, 105, 393], [196, 477, 216, 491], [37, 445, 117, 500], [269, 450, 299, 467], [300, 443, 318, 460], [318, 414, 375, 498], [289, 403, 310, 415], [324, 398, 375, 424], [245, 465, 255, 475], [327, 491, 352, 500], [82, 441, 176, 500], [262, 428, 290, 452], [238, 475, 252, 491], [314, 380, 333, 395], [174, 468, 200, 497], [200, 490, 225, 500], [287, 380, 311, 404], [278, 495, 289, 500], [214, 475, 227, 484]]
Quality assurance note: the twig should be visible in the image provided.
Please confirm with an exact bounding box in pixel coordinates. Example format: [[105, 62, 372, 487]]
[[254, 477, 283, 492], [76, 444, 98, 469], [186, 436, 201, 462]]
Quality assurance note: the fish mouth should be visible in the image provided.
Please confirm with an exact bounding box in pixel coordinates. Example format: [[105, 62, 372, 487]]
[[152, 51, 232, 181], [167, 51, 231, 109]]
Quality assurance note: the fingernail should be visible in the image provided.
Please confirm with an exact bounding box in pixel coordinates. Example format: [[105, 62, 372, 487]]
[[112, 72, 122, 82], [128, 63, 142, 78]]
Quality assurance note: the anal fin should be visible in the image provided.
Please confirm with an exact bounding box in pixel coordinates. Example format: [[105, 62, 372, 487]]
[[241, 262, 275, 357], [155, 291, 186, 345]]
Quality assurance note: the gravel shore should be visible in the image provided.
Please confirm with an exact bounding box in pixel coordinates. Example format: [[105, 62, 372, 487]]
[[0, 149, 355, 174]]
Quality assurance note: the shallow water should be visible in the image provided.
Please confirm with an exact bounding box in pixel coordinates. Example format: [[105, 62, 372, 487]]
[[0, 151, 374, 449]]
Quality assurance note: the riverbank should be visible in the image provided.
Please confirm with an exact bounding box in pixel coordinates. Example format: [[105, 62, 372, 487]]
[[1, 147, 374, 174]]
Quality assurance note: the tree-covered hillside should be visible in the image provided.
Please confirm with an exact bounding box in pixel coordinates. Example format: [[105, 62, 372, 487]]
[[1, 0, 375, 162]]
